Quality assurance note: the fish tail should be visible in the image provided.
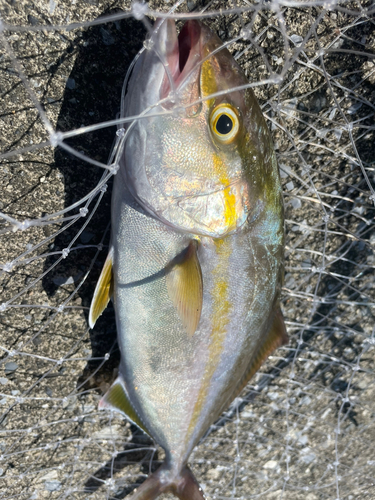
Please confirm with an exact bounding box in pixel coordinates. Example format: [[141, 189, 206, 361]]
[[171, 465, 206, 500], [130, 463, 206, 500], [129, 468, 163, 500]]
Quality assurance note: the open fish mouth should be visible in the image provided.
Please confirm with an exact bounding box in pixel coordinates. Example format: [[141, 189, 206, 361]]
[[160, 20, 202, 100]]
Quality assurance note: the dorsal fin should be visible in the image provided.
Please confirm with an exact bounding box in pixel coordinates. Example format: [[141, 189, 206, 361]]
[[89, 248, 113, 329], [99, 376, 150, 436], [166, 241, 203, 337]]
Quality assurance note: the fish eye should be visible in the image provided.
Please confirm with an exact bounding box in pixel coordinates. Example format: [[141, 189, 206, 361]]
[[210, 104, 240, 144], [216, 114, 233, 134]]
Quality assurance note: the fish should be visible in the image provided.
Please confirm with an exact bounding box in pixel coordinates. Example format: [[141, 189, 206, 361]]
[[89, 18, 287, 500]]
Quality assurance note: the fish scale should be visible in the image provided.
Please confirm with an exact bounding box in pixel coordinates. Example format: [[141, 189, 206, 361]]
[[89, 18, 286, 500]]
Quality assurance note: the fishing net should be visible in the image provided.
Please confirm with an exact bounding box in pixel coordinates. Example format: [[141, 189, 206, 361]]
[[0, 0, 374, 498]]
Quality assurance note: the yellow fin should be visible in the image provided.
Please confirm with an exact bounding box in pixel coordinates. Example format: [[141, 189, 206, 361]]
[[89, 249, 113, 329], [99, 377, 150, 435], [166, 241, 203, 337], [232, 306, 288, 399]]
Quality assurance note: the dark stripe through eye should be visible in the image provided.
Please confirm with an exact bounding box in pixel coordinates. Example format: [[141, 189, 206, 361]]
[[216, 114, 233, 134]]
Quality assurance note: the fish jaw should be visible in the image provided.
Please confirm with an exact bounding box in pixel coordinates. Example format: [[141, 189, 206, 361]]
[[121, 19, 268, 238]]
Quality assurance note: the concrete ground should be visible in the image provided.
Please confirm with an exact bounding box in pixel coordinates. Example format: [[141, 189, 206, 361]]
[[0, 1, 374, 499]]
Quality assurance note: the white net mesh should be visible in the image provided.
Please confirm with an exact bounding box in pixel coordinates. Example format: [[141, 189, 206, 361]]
[[0, 1, 374, 499]]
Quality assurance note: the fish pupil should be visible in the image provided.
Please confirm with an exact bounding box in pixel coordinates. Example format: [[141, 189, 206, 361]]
[[216, 114, 233, 134]]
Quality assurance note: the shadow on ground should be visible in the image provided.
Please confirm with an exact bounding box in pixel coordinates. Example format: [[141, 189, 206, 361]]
[[40, 9, 156, 494]]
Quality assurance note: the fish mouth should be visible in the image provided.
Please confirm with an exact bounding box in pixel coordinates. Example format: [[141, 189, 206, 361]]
[[160, 20, 202, 101]]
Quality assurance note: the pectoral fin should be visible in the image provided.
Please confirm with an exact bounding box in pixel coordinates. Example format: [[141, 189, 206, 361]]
[[166, 241, 203, 337], [89, 248, 114, 329], [231, 306, 288, 399], [99, 376, 150, 435]]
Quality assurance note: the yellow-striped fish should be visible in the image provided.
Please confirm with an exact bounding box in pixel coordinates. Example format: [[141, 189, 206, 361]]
[[89, 19, 286, 500]]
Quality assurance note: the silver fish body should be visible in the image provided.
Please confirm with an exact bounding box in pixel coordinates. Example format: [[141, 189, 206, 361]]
[[90, 19, 286, 500]]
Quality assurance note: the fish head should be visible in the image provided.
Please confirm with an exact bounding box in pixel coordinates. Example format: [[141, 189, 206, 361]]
[[122, 20, 280, 238]]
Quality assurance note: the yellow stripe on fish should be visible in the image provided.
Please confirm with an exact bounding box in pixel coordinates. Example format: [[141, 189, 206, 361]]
[[210, 151, 240, 234], [220, 178, 237, 232], [186, 238, 232, 441]]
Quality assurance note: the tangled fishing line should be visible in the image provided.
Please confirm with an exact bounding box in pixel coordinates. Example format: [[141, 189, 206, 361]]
[[0, 0, 374, 499]]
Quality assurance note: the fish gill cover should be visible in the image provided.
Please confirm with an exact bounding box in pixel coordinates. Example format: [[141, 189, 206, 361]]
[[0, 1, 374, 499]]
